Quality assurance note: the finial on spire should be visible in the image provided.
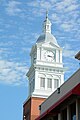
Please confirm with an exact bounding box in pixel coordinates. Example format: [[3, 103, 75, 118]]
[[46, 10, 48, 19]]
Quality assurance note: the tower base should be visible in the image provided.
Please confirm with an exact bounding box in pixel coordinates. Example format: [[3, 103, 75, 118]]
[[23, 97, 45, 120]]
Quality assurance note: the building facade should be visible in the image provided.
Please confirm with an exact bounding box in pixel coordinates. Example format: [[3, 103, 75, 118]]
[[23, 12, 65, 120], [35, 68, 80, 120]]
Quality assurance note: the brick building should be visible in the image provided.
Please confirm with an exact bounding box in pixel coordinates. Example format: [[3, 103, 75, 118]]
[[36, 68, 80, 120]]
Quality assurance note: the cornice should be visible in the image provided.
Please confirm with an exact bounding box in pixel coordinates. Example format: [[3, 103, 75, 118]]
[[36, 42, 62, 50], [34, 64, 66, 73]]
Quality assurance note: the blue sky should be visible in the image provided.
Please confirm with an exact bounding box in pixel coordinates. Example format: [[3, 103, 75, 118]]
[[0, 0, 80, 120]]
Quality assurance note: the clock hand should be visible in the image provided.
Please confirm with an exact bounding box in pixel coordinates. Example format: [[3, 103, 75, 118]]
[[47, 55, 52, 57]]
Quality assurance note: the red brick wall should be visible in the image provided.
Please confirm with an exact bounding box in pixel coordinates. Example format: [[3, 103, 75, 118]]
[[23, 98, 31, 120], [23, 97, 46, 120], [31, 97, 45, 120]]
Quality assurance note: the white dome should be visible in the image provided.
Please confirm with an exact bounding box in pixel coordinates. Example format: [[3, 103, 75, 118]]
[[36, 32, 59, 46]]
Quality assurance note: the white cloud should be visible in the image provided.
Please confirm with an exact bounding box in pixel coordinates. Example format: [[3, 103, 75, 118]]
[[27, 1, 52, 17], [60, 22, 73, 31], [50, 0, 79, 32], [63, 50, 76, 58], [63, 44, 76, 58], [27, 1, 39, 7], [55, 0, 78, 11], [27, 0, 79, 32], [40, 1, 52, 9], [32, 33, 39, 40], [65, 4, 79, 12], [51, 13, 61, 23], [0, 39, 29, 86], [0, 59, 28, 86], [0, 0, 79, 86], [6, 1, 22, 16], [27, 1, 51, 9], [63, 44, 71, 49]]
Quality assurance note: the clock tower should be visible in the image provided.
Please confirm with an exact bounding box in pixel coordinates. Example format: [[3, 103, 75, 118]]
[[23, 12, 65, 120]]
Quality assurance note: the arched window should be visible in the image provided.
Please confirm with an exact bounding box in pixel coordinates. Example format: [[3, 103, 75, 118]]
[[47, 25, 49, 29]]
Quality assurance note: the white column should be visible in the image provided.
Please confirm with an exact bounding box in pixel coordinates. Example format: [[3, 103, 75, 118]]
[[37, 47, 40, 60], [45, 77, 47, 90], [35, 71, 39, 89], [60, 50, 62, 63], [58, 113, 61, 120], [67, 105, 70, 120], [52, 78, 54, 91], [56, 50, 59, 63]]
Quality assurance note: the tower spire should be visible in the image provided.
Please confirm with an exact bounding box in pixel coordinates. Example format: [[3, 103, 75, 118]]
[[46, 10, 48, 19], [43, 11, 51, 33]]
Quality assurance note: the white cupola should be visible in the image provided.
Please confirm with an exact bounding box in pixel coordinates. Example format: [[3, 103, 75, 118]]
[[43, 11, 51, 34]]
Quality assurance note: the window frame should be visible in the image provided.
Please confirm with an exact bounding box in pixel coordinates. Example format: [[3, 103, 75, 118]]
[[47, 78, 52, 89], [40, 77, 45, 89], [54, 79, 59, 89]]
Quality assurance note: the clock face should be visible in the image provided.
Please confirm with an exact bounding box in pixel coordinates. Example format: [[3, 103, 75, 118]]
[[44, 51, 55, 62]]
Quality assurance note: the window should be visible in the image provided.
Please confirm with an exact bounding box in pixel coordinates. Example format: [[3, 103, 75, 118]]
[[47, 25, 49, 29], [54, 79, 59, 89], [47, 78, 52, 89], [40, 77, 45, 88]]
